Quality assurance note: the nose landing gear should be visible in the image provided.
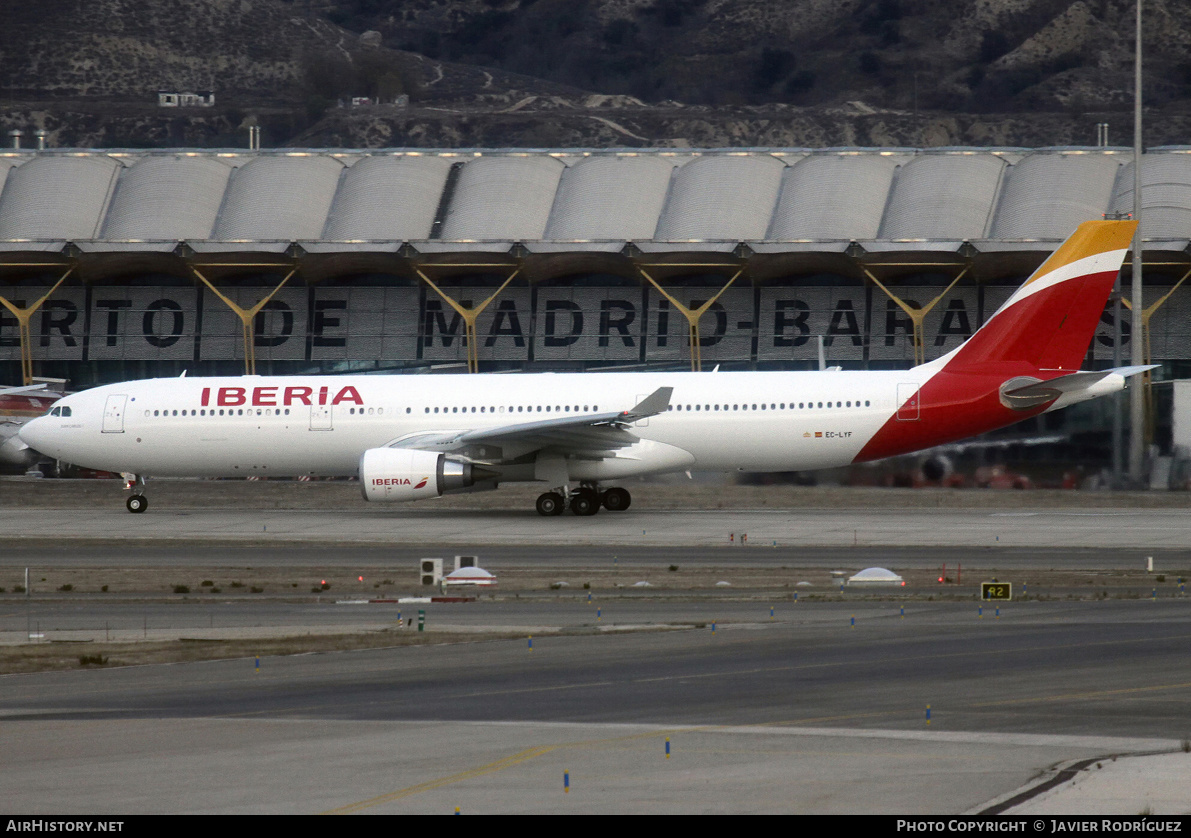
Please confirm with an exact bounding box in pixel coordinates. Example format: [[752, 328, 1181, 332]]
[[123, 474, 148, 513]]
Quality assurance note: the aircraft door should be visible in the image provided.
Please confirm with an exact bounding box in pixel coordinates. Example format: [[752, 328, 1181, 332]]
[[309, 404, 333, 431], [896, 383, 920, 421], [102, 395, 127, 433]]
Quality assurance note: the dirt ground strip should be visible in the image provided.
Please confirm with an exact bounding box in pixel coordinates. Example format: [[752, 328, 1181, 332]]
[[3, 564, 1188, 600], [0, 632, 529, 675], [2, 564, 1187, 675]]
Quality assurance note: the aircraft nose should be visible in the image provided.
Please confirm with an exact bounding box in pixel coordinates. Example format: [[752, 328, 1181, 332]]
[[18, 416, 51, 452]]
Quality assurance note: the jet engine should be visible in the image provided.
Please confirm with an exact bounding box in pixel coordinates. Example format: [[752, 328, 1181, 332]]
[[919, 454, 954, 483], [359, 447, 487, 502]]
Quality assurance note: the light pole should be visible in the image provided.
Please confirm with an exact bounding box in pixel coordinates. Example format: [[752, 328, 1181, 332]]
[[1128, 0, 1146, 484]]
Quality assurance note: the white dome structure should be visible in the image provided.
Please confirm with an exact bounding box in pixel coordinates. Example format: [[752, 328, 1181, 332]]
[[442, 567, 497, 587], [846, 567, 905, 587]]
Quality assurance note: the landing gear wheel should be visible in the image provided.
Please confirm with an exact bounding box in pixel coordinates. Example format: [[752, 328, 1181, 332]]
[[601, 487, 632, 511], [570, 489, 600, 516], [536, 492, 565, 516], [126, 495, 148, 514]]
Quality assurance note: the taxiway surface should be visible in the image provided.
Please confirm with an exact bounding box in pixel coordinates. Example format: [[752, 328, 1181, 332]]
[[3, 482, 1190, 814]]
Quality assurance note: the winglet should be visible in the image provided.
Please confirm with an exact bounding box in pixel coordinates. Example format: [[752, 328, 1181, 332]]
[[622, 387, 673, 421]]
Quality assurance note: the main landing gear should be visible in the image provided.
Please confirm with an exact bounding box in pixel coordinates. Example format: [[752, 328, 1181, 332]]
[[535, 485, 631, 517], [124, 474, 148, 513]]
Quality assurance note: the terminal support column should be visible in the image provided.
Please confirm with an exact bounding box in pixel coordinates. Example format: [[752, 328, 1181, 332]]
[[414, 264, 521, 373], [859, 263, 970, 367], [1121, 262, 1191, 445], [0, 266, 74, 385], [636, 265, 744, 372], [190, 264, 297, 376]]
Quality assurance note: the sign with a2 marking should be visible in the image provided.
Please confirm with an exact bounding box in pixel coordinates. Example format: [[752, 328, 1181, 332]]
[[981, 582, 1012, 601]]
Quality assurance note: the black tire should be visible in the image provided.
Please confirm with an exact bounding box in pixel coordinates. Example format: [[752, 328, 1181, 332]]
[[126, 495, 148, 514], [601, 487, 631, 511], [570, 490, 599, 516], [536, 492, 564, 516]]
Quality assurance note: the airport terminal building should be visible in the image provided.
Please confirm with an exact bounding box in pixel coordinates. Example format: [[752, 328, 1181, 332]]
[[1, 145, 1190, 391]]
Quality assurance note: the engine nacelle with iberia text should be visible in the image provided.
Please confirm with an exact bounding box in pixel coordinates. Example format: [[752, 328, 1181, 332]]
[[359, 448, 485, 502]]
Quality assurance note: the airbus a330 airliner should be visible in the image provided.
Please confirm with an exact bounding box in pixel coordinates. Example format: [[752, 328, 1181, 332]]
[[19, 220, 1152, 516]]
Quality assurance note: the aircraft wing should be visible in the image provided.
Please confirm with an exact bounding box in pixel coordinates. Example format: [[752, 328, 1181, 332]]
[[0, 383, 48, 396], [387, 387, 674, 459]]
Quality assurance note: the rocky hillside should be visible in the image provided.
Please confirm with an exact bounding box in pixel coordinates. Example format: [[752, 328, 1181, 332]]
[[2, 0, 1190, 149]]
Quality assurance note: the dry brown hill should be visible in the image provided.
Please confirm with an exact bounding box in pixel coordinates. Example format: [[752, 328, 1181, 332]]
[[2, 0, 1189, 148]]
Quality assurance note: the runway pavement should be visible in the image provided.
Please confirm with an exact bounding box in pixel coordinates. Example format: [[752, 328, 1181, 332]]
[[4, 481, 1191, 814], [2, 598, 1190, 814], [7, 504, 1191, 553]]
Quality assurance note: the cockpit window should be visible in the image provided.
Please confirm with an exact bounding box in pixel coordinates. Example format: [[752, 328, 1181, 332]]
[[50, 407, 60, 417], [62, 406, 71, 417]]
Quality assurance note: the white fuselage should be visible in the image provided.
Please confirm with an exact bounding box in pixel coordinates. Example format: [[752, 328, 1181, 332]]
[[20, 370, 932, 481]]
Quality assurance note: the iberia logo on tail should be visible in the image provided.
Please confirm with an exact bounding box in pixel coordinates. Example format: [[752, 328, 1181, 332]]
[[942, 219, 1138, 374], [855, 219, 1138, 463]]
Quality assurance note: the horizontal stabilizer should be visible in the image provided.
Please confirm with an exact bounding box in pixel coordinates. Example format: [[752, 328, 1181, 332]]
[[1000, 365, 1158, 411]]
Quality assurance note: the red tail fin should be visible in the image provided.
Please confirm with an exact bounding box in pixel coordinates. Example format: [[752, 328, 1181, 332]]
[[942, 220, 1137, 372]]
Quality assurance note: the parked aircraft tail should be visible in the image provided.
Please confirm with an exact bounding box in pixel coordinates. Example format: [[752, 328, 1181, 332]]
[[934, 219, 1138, 374]]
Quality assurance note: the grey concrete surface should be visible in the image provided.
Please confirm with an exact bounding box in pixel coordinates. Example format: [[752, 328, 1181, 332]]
[[1, 717, 1181, 815], [7, 505, 1191, 551], [4, 481, 1191, 814], [2, 600, 1191, 813]]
